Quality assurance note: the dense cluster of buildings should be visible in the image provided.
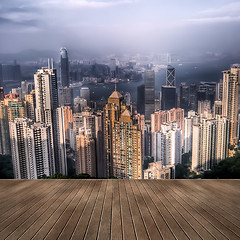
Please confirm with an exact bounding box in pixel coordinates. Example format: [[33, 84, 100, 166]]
[[0, 48, 239, 180]]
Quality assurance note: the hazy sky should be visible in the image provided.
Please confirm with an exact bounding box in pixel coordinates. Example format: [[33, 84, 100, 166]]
[[1, 0, 240, 54]]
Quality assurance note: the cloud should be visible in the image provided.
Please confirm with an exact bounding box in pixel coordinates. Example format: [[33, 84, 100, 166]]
[[185, 1, 240, 24], [36, 0, 136, 9], [186, 16, 240, 24], [200, 2, 240, 17]]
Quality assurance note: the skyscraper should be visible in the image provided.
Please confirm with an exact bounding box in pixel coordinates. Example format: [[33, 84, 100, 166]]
[[166, 65, 176, 86], [9, 118, 53, 179], [189, 83, 197, 111], [72, 108, 104, 177], [161, 86, 177, 110], [24, 90, 35, 122], [76, 129, 96, 177], [180, 83, 189, 112], [137, 84, 145, 115], [104, 90, 142, 179], [144, 70, 155, 121], [60, 47, 69, 87], [34, 66, 67, 175], [153, 123, 182, 165], [59, 86, 73, 107], [222, 64, 240, 145], [0, 101, 10, 155], [0, 87, 4, 101], [80, 87, 90, 103], [191, 116, 229, 171]]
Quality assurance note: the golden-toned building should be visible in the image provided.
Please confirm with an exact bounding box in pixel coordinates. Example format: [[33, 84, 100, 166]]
[[24, 90, 35, 121], [4, 98, 25, 122], [104, 90, 142, 179], [0, 98, 25, 155], [63, 106, 72, 141]]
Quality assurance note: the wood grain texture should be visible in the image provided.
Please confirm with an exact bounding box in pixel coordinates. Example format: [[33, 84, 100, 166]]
[[0, 179, 239, 240]]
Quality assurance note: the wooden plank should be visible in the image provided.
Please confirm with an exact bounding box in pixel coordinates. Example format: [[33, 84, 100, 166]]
[[83, 180, 108, 240], [57, 180, 96, 240], [97, 180, 113, 240]]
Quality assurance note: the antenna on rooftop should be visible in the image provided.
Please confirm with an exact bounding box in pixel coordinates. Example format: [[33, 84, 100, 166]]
[[48, 58, 50, 69]]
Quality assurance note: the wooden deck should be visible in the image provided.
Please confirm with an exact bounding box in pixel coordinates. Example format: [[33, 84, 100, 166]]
[[0, 179, 239, 239]]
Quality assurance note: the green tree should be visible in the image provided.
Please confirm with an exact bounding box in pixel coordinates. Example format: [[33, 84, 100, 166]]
[[202, 153, 240, 179], [0, 155, 14, 179]]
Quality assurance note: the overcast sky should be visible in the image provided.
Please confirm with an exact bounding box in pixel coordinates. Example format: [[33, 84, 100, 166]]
[[0, 0, 240, 55]]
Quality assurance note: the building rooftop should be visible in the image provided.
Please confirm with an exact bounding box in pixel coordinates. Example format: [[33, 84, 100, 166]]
[[0, 179, 239, 239], [109, 90, 123, 99], [121, 109, 131, 117]]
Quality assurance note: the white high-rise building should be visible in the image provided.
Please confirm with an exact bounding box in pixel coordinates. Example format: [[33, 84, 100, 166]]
[[184, 111, 198, 153], [9, 118, 53, 179], [153, 123, 182, 166], [34, 66, 67, 175], [222, 64, 240, 145], [192, 116, 229, 172], [56, 107, 68, 175]]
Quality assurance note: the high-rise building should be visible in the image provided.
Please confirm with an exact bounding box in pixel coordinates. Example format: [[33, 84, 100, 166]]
[[213, 100, 222, 117], [5, 98, 25, 122], [198, 100, 211, 115], [151, 108, 184, 133], [0, 87, 4, 101], [0, 101, 10, 155], [76, 129, 96, 177], [60, 47, 70, 87], [104, 90, 142, 179], [216, 80, 223, 101], [59, 86, 73, 107], [2, 62, 22, 84], [189, 83, 197, 111], [166, 65, 176, 86], [191, 116, 229, 171], [80, 87, 90, 103], [9, 118, 53, 179], [34, 67, 66, 175], [180, 83, 189, 113], [151, 108, 184, 155], [153, 123, 182, 165], [124, 92, 131, 106], [24, 90, 35, 122], [72, 109, 96, 150], [62, 106, 72, 141], [197, 82, 217, 107], [137, 84, 145, 115], [161, 86, 177, 110], [72, 108, 104, 177], [222, 64, 240, 145], [144, 70, 155, 122], [12, 87, 22, 100], [110, 58, 117, 78], [0, 97, 25, 155], [56, 107, 68, 175], [183, 111, 198, 154]]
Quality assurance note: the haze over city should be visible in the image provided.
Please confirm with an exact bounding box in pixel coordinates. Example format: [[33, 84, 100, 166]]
[[1, 0, 240, 56]]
